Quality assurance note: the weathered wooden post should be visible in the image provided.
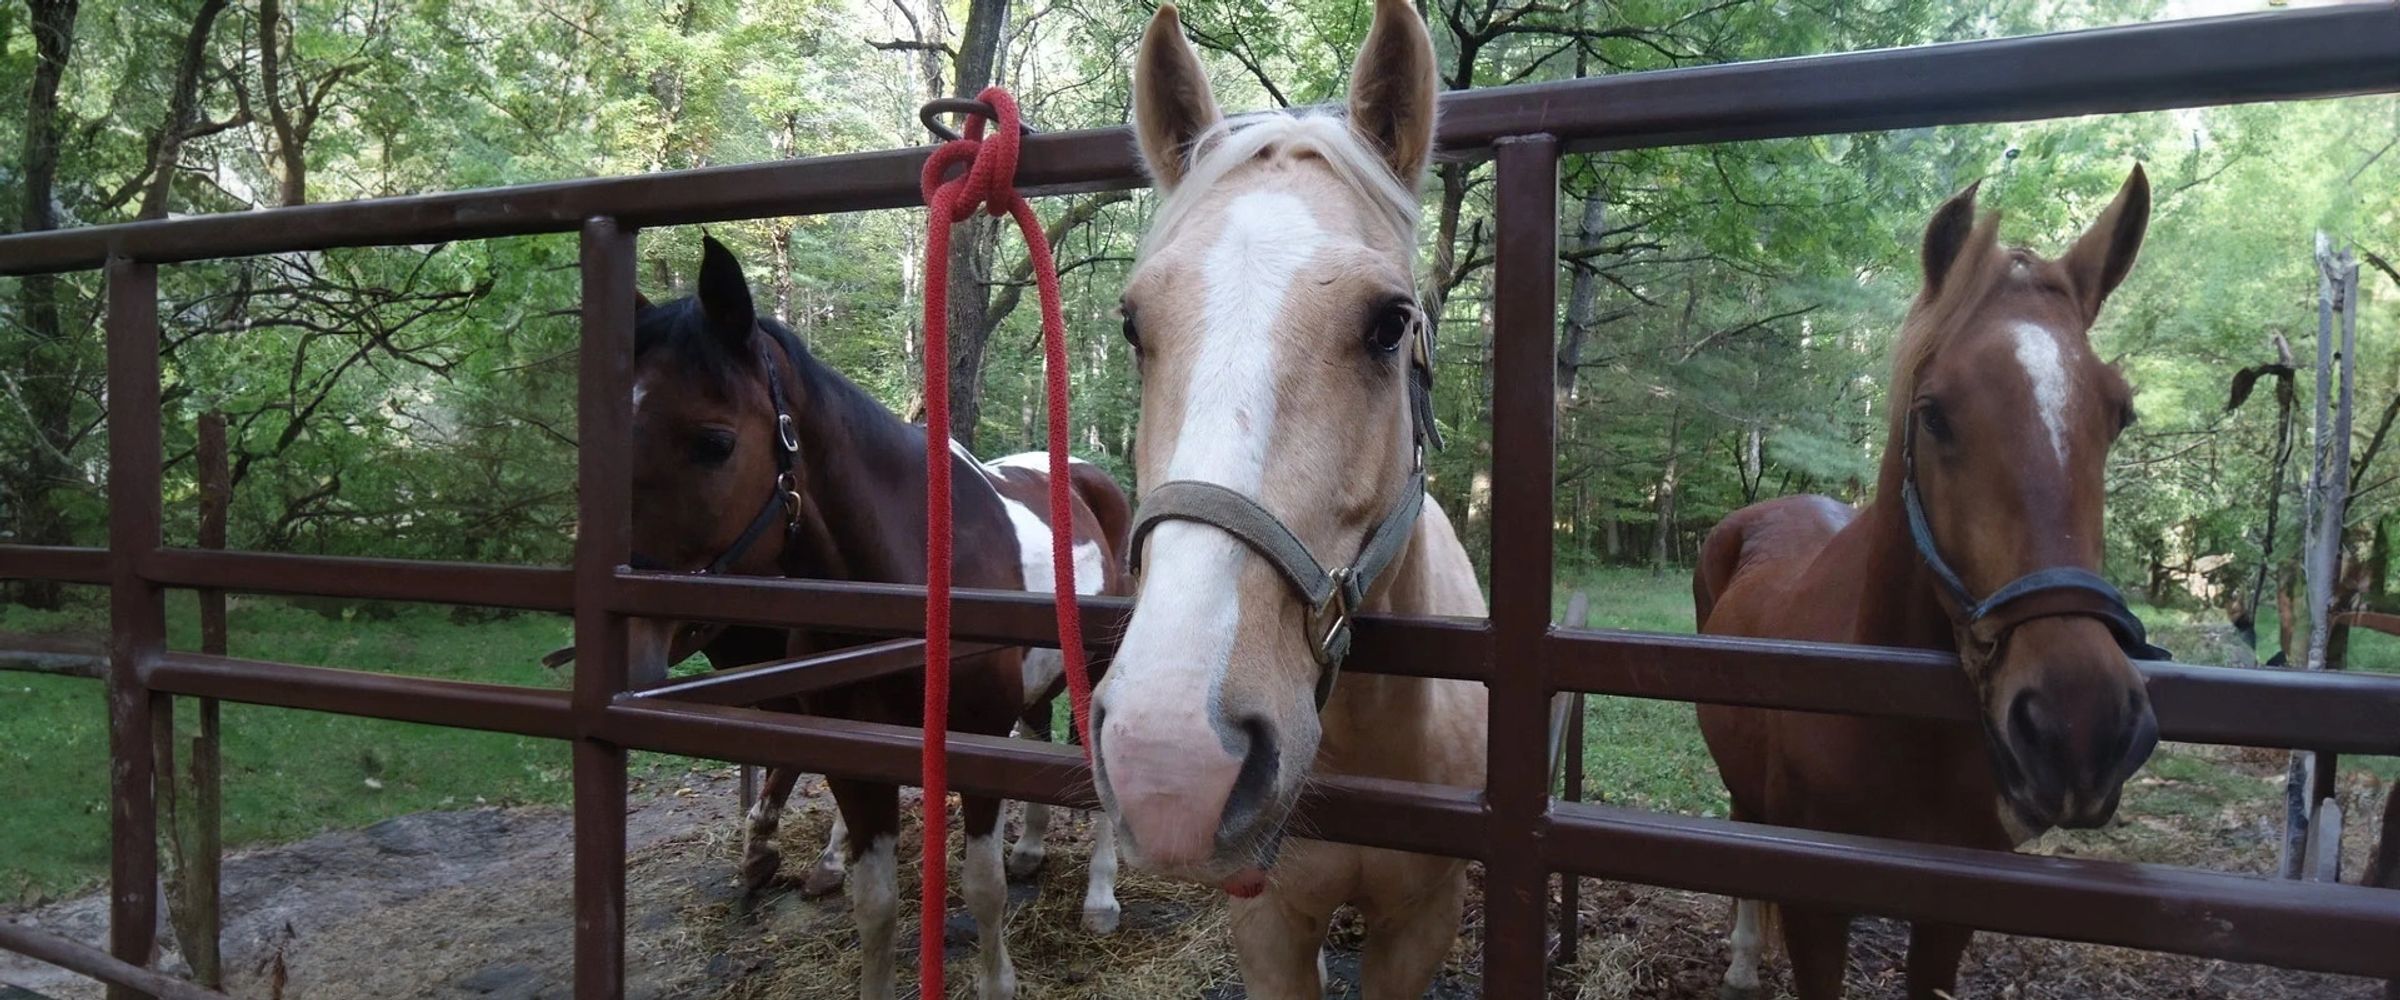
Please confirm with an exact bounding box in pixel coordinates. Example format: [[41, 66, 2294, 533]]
[[2283, 235, 2357, 879], [154, 412, 228, 985]]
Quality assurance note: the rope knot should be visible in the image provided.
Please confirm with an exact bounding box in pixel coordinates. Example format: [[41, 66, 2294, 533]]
[[920, 87, 1025, 223]]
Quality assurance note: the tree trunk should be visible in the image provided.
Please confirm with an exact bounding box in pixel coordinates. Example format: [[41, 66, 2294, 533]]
[[258, 0, 307, 206], [1558, 182, 1609, 407], [137, 0, 231, 220], [938, 0, 1011, 449], [9, 0, 82, 610], [1653, 406, 1685, 577]]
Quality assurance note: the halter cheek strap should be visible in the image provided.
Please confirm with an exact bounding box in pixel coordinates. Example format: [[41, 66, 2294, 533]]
[[1125, 308, 1441, 710], [1899, 417, 2170, 665]]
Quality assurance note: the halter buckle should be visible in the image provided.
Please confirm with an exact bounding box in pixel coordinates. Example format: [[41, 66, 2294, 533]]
[[777, 413, 800, 453], [1308, 567, 1356, 667], [777, 471, 805, 526]]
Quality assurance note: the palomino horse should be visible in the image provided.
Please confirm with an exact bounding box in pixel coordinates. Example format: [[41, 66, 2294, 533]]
[[627, 237, 1132, 998], [1695, 168, 2163, 999], [1091, 2, 1487, 996]]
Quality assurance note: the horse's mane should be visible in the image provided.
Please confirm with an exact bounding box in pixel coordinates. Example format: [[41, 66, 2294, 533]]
[[1886, 209, 2009, 431], [635, 297, 921, 461], [1137, 112, 1423, 264]]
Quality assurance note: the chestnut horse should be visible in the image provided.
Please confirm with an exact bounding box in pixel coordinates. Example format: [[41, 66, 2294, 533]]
[[628, 237, 1131, 999], [1695, 168, 2164, 999], [1091, 3, 1489, 997]]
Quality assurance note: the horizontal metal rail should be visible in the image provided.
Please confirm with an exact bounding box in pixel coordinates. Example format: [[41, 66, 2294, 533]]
[[146, 653, 575, 739], [609, 569, 1499, 681], [0, 5, 2390, 275], [1546, 626, 2400, 754], [1544, 801, 2400, 981], [0, 922, 228, 1000], [599, 697, 1493, 860], [143, 549, 576, 612], [631, 637, 1002, 706], [6, 569, 2398, 752], [0, 545, 111, 585]]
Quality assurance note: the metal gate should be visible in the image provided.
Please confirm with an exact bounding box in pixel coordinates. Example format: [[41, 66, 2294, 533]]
[[4, 6, 2400, 998]]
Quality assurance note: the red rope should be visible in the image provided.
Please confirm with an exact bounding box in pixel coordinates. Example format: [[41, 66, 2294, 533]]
[[918, 86, 1092, 999]]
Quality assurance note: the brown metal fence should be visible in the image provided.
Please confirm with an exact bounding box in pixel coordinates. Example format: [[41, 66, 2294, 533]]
[[5, 6, 2400, 998]]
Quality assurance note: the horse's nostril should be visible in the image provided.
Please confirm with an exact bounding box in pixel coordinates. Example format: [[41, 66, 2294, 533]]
[[2008, 690, 2049, 756], [1218, 714, 1279, 837]]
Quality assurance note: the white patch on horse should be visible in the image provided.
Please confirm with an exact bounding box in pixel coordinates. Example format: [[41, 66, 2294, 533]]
[[997, 493, 1105, 599], [1083, 818, 1122, 934], [1119, 189, 1322, 706], [991, 450, 1089, 472], [1723, 898, 1765, 994], [964, 832, 1018, 999], [850, 832, 900, 1000], [2012, 321, 2075, 468]]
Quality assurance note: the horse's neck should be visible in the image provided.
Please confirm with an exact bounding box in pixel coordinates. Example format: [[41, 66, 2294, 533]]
[[781, 347, 933, 583], [1319, 501, 1483, 776], [1838, 454, 1957, 653]]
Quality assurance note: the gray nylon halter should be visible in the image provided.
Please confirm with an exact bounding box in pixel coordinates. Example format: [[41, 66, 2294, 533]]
[[1126, 307, 1442, 709]]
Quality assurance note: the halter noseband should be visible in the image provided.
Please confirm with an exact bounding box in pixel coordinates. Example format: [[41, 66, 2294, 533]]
[[1899, 415, 2169, 665], [1125, 307, 1443, 710], [629, 323, 811, 578]]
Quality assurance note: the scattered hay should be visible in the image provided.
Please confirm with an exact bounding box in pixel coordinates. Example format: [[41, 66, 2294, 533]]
[[684, 790, 1233, 999]]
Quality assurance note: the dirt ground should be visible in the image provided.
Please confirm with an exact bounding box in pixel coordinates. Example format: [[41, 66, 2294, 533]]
[[2, 766, 2388, 999]]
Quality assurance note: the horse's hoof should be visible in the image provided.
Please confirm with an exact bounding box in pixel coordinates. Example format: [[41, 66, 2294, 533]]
[[1718, 984, 1762, 1000], [1005, 846, 1046, 880], [799, 864, 845, 898], [1082, 902, 1121, 935], [738, 848, 782, 895]]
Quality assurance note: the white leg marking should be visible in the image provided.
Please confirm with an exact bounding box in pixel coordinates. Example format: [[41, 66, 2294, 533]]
[[966, 832, 1018, 1000], [809, 811, 847, 885], [1008, 799, 1051, 878], [849, 833, 899, 1000], [1724, 899, 1765, 994], [1082, 813, 1122, 934], [2011, 321, 2075, 469]]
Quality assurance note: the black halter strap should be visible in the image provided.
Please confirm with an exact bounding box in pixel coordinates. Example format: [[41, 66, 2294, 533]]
[[1899, 418, 2169, 662], [1126, 304, 1443, 709], [631, 324, 810, 578]]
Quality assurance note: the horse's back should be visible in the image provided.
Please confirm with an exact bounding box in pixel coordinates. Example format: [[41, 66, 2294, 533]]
[[1692, 494, 1856, 821], [1694, 495, 1854, 635]]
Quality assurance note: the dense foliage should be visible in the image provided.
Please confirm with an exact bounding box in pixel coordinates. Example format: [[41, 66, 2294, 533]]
[[4, 0, 2395, 647]]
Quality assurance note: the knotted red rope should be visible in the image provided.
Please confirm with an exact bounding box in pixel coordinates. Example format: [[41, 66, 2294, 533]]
[[918, 86, 1093, 998]]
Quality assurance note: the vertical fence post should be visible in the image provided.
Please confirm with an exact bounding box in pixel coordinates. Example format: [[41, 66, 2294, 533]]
[[574, 218, 637, 1000], [1551, 593, 1589, 968], [154, 414, 228, 987], [105, 256, 166, 1000], [1486, 134, 1560, 1000]]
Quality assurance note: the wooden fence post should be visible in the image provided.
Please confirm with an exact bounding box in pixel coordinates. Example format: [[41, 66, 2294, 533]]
[[156, 412, 228, 986]]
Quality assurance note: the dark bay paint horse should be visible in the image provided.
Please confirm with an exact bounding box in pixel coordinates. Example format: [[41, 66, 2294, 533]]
[[1695, 168, 2160, 1000], [629, 237, 1133, 999]]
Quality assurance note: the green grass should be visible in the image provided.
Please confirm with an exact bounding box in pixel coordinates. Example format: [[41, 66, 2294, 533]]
[[1, 593, 578, 904], [1553, 565, 1730, 816]]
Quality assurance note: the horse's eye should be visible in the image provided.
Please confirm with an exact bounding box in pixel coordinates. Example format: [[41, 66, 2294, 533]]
[[691, 428, 736, 466], [1120, 308, 1142, 352], [1365, 301, 1413, 354], [1917, 400, 1953, 443]]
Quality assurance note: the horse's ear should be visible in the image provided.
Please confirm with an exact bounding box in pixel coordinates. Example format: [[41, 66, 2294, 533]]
[[696, 235, 756, 345], [1921, 180, 1982, 296], [1347, 0, 1439, 185], [2060, 164, 2150, 318], [1134, 5, 1222, 192]]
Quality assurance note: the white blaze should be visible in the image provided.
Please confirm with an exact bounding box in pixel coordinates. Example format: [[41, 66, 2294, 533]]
[[2012, 322, 2074, 468], [1116, 189, 1323, 705]]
